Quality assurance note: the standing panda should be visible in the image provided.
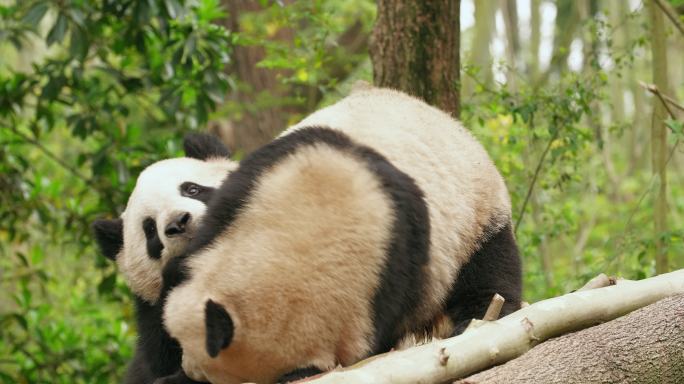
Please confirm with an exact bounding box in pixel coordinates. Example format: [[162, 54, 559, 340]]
[[92, 133, 237, 384], [160, 87, 522, 384]]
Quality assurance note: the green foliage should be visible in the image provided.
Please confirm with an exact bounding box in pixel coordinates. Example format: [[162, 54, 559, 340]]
[[1, 1, 682, 382], [215, 0, 374, 126], [461, 3, 684, 299], [1, 0, 232, 382]]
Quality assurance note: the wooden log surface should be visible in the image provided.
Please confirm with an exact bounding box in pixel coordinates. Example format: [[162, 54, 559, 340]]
[[457, 293, 684, 384]]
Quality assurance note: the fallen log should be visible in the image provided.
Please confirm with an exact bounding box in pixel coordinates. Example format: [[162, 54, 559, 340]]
[[457, 294, 684, 383], [305, 269, 684, 384]]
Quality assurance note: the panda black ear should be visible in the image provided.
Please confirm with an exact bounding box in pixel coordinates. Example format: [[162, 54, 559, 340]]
[[205, 299, 234, 358], [92, 218, 123, 261], [183, 133, 231, 160]]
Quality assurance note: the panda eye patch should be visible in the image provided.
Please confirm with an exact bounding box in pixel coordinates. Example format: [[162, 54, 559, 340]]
[[142, 218, 157, 239], [180, 182, 216, 204], [181, 182, 202, 197]]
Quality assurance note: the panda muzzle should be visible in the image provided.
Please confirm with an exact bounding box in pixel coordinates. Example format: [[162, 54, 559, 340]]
[[164, 212, 191, 238]]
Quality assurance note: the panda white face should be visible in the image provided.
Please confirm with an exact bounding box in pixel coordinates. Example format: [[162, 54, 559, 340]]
[[119, 157, 236, 303], [92, 133, 237, 303]]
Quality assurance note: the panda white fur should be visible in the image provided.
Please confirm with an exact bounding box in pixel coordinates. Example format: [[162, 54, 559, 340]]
[[160, 87, 522, 384], [92, 133, 237, 383]]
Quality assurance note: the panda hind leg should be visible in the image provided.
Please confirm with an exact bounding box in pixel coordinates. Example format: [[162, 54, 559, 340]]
[[277, 366, 324, 383], [444, 222, 522, 335]]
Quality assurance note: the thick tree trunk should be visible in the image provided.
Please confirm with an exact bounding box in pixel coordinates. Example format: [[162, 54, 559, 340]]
[[369, 0, 460, 116], [648, 0, 670, 274], [458, 294, 684, 383]]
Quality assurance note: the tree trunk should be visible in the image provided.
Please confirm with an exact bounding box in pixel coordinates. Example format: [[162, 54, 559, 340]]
[[501, 0, 519, 92], [369, 0, 460, 116], [215, 0, 294, 155], [458, 294, 684, 383], [528, 0, 541, 79], [462, 0, 496, 97], [648, 0, 670, 274], [535, 1, 580, 86]]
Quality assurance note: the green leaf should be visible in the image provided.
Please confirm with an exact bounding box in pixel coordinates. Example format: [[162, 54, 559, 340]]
[[40, 75, 66, 101], [22, 2, 49, 26], [164, 0, 182, 19], [46, 12, 68, 47], [69, 26, 88, 60]]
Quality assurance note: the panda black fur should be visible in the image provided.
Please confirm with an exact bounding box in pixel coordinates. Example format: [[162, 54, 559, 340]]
[[92, 133, 237, 383], [161, 87, 522, 383]]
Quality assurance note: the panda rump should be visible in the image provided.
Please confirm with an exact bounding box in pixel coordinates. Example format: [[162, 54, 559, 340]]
[[161, 88, 521, 384]]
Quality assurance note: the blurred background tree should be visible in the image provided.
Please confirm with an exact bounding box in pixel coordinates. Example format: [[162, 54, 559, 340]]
[[0, 0, 682, 382]]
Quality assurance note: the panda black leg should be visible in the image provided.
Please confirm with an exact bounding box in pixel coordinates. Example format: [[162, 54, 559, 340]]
[[277, 366, 324, 383], [445, 222, 522, 335], [152, 370, 207, 384]]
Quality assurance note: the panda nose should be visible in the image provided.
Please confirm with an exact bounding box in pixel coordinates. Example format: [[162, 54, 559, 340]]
[[165, 212, 191, 237]]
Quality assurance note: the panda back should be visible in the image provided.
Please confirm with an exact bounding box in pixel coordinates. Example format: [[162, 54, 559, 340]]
[[288, 88, 513, 319]]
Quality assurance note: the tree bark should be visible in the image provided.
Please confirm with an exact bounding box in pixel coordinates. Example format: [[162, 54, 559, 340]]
[[458, 294, 684, 383], [370, 0, 460, 116], [648, 0, 670, 274]]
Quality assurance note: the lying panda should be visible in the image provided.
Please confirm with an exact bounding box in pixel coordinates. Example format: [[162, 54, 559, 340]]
[[92, 133, 237, 383], [160, 87, 522, 384]]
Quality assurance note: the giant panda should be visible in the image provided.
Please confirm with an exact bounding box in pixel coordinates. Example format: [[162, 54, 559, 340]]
[[159, 87, 523, 384], [92, 133, 237, 384]]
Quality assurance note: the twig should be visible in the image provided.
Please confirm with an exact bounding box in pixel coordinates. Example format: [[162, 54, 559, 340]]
[[483, 294, 506, 321], [621, 83, 682, 231], [653, 0, 684, 36], [9, 127, 90, 183], [639, 81, 681, 119], [622, 131, 679, 232], [660, 93, 684, 113], [514, 125, 561, 233]]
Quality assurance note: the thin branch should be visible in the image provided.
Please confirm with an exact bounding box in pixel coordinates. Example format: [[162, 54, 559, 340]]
[[623, 139, 679, 231], [9, 127, 90, 183], [639, 81, 681, 119], [653, 0, 684, 36], [621, 84, 681, 239], [662, 94, 684, 113], [514, 124, 560, 233]]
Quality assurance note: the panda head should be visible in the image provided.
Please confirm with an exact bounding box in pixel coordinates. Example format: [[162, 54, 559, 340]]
[[92, 133, 238, 303]]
